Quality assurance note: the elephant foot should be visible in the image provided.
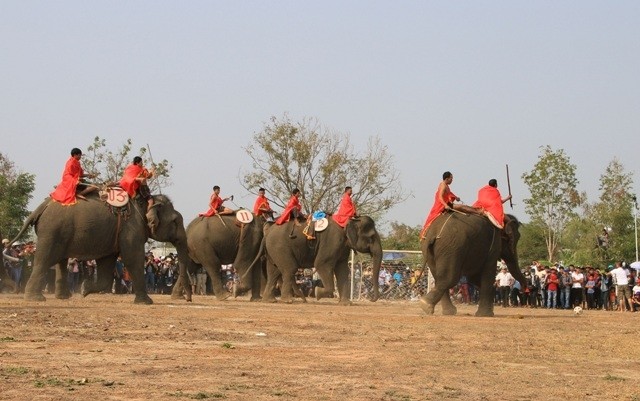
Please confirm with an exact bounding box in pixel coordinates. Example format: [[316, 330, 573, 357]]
[[262, 296, 277, 303], [368, 291, 380, 302], [55, 291, 72, 300], [280, 297, 293, 304], [442, 306, 457, 316], [134, 294, 154, 305], [475, 309, 495, 317], [170, 293, 183, 300], [24, 293, 46, 302], [419, 297, 435, 315], [80, 281, 91, 297], [250, 296, 262, 302], [338, 299, 352, 306]]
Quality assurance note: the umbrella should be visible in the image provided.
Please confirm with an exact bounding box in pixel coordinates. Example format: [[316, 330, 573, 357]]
[[630, 261, 640, 272], [383, 252, 406, 261]]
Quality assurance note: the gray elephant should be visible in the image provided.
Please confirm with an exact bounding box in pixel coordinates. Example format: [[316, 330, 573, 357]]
[[12, 193, 189, 304], [261, 216, 383, 305], [420, 212, 524, 317], [172, 213, 265, 302]]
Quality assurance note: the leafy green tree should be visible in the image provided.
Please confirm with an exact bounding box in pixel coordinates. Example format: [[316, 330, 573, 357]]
[[517, 219, 550, 266], [82, 137, 172, 193], [242, 115, 407, 218], [381, 222, 422, 250], [586, 158, 635, 262], [521, 145, 584, 262], [558, 213, 601, 267], [0, 153, 36, 239]]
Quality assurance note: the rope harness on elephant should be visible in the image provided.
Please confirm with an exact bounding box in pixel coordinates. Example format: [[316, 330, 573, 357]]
[[435, 213, 455, 239]]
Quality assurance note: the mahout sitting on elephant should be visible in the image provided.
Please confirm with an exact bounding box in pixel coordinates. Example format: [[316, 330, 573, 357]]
[[260, 215, 383, 305], [171, 211, 266, 302], [420, 212, 524, 317], [11, 191, 189, 304]]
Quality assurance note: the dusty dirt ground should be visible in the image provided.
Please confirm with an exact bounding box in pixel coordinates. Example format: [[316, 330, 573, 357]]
[[1, 293, 639, 401]]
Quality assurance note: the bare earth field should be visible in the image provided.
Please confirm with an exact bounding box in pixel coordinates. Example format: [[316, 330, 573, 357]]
[[1, 293, 639, 401]]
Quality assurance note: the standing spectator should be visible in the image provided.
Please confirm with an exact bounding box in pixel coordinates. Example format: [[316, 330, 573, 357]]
[[536, 265, 548, 308], [196, 266, 207, 296], [546, 267, 559, 309], [608, 261, 631, 312], [2, 240, 23, 293], [20, 242, 36, 293], [560, 269, 572, 309], [459, 276, 470, 304], [114, 256, 125, 294], [600, 268, 612, 310], [631, 278, 640, 312], [571, 267, 584, 307], [585, 273, 597, 309], [524, 271, 536, 307], [67, 258, 81, 293], [495, 266, 514, 308], [144, 254, 157, 293], [510, 279, 523, 307]]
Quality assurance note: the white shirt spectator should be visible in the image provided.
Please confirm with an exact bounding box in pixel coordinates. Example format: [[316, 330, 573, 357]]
[[610, 266, 629, 286], [495, 270, 514, 287], [571, 272, 584, 288]]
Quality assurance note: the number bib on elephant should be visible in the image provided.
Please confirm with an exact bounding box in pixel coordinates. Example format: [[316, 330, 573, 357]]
[[100, 187, 130, 207]]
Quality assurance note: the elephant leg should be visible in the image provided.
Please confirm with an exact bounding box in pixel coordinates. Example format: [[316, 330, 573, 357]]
[[24, 249, 63, 302], [279, 270, 296, 304], [121, 249, 153, 304], [439, 291, 458, 315], [419, 266, 450, 315], [249, 264, 263, 302], [82, 256, 116, 297], [334, 262, 352, 306], [55, 260, 73, 299], [475, 264, 497, 317], [171, 274, 185, 299], [261, 259, 280, 303], [314, 263, 336, 301], [201, 262, 229, 301]]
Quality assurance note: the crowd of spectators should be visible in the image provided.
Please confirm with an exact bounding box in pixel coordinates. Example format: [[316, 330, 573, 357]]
[[493, 260, 640, 312], [5, 236, 640, 312]]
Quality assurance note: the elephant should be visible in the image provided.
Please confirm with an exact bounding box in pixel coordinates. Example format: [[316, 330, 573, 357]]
[[12, 193, 189, 304], [261, 216, 383, 305], [420, 212, 524, 317], [171, 213, 266, 302]]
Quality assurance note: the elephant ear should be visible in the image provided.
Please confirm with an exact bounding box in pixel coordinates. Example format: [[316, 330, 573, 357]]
[[345, 219, 359, 249], [146, 206, 159, 235], [501, 214, 520, 260]]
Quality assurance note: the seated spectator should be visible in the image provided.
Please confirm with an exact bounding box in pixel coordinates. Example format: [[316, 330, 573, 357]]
[[632, 278, 640, 312]]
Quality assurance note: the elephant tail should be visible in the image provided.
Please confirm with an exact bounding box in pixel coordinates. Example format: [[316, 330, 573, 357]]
[[239, 236, 266, 283], [9, 198, 52, 245]]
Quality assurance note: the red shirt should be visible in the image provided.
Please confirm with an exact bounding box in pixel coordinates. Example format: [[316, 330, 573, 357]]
[[51, 156, 83, 205], [275, 195, 301, 225], [473, 185, 505, 228], [253, 195, 272, 216], [547, 272, 559, 291], [119, 164, 145, 198], [332, 192, 356, 227], [421, 183, 457, 234], [199, 193, 223, 217]]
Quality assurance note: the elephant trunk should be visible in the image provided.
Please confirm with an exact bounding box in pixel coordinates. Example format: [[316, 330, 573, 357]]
[[172, 230, 193, 302], [368, 233, 383, 302], [505, 255, 526, 292]]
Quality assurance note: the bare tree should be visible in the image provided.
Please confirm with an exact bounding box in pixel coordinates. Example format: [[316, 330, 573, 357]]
[[83, 136, 172, 193], [241, 115, 407, 218]]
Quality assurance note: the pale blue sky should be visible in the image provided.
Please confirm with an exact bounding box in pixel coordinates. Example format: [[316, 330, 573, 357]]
[[2, 1, 639, 230]]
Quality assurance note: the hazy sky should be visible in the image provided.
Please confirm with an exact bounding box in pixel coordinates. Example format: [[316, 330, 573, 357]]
[[2, 1, 639, 231]]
